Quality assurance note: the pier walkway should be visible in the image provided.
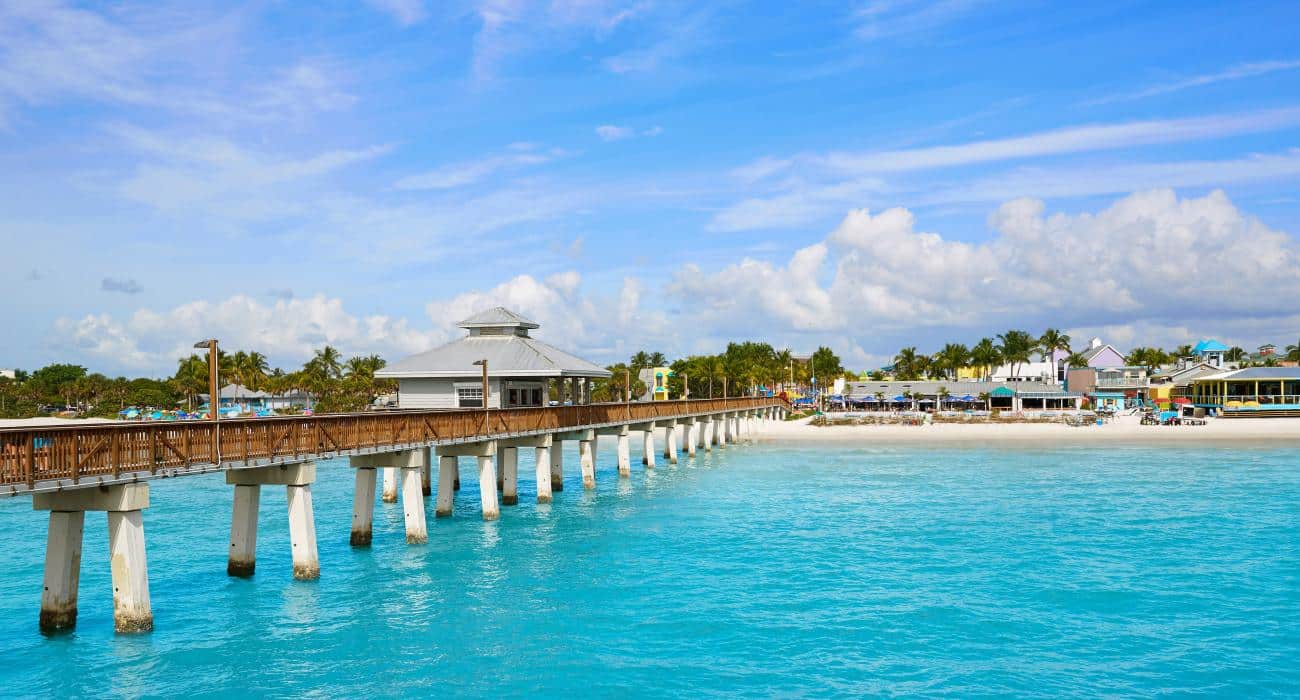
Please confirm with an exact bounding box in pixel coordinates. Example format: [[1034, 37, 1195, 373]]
[[0, 397, 785, 633]]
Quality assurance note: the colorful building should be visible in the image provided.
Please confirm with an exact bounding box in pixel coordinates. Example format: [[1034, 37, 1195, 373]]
[[1189, 367, 1300, 414]]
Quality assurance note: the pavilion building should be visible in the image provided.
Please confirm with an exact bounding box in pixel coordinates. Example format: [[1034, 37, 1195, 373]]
[[375, 307, 612, 409]]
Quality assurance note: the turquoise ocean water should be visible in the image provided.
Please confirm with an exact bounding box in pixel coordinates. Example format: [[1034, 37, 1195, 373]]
[[1, 440, 1298, 697]]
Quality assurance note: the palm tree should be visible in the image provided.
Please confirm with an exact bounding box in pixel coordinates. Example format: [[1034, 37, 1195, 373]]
[[1285, 339, 1300, 363], [648, 352, 668, 367], [1226, 346, 1247, 363], [310, 346, 343, 380], [937, 386, 950, 409], [1038, 328, 1071, 382], [996, 330, 1037, 379], [1063, 351, 1089, 370], [935, 343, 970, 381], [970, 338, 1000, 381], [893, 347, 921, 380]]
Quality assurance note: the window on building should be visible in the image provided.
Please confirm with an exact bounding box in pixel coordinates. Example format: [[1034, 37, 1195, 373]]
[[508, 388, 520, 406], [532, 388, 543, 406], [457, 387, 484, 408]]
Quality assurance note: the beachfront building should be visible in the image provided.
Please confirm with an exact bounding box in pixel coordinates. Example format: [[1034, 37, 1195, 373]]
[[0, 369, 14, 380], [638, 366, 673, 401], [210, 384, 315, 412], [1188, 367, 1300, 415], [1191, 339, 1228, 368], [376, 307, 611, 409], [1150, 362, 1221, 408], [844, 380, 1082, 411]]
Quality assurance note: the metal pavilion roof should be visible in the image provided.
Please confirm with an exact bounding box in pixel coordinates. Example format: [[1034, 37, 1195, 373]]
[[377, 308, 611, 380]]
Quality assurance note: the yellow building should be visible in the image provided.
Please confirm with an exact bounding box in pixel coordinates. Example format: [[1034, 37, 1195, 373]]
[[649, 366, 672, 401]]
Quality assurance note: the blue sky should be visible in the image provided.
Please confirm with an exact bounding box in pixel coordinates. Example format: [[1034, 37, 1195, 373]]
[[3, 0, 1300, 375]]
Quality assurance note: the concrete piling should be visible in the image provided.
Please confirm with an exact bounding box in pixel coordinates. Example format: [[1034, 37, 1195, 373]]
[[617, 427, 631, 477], [401, 467, 427, 544], [39, 510, 83, 632], [35, 483, 152, 634], [108, 509, 153, 632], [227, 484, 260, 575], [501, 447, 519, 505], [536, 445, 553, 503], [478, 455, 499, 521], [350, 467, 376, 546], [436, 456, 457, 517], [579, 439, 596, 489], [287, 484, 320, 580], [381, 467, 398, 503], [550, 442, 564, 492]]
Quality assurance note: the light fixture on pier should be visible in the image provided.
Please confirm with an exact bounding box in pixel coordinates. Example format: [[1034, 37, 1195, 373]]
[[193, 339, 220, 424]]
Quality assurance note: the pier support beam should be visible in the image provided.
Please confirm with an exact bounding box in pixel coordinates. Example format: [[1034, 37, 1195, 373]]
[[421, 447, 432, 497], [535, 442, 553, 503], [228, 484, 260, 574], [635, 421, 656, 469], [351, 450, 427, 544], [478, 456, 499, 520], [381, 467, 398, 503], [616, 426, 631, 476], [35, 484, 154, 634], [349, 467, 376, 545], [699, 418, 711, 452], [550, 442, 564, 492], [501, 447, 519, 505], [436, 441, 498, 520], [401, 466, 427, 544], [579, 439, 596, 489], [39, 510, 83, 632], [716, 413, 728, 448], [108, 509, 152, 632], [436, 456, 457, 517], [663, 419, 679, 464], [227, 462, 319, 579], [685, 419, 698, 458]]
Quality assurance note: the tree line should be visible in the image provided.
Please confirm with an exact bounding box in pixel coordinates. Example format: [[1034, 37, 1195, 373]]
[[887, 332, 1300, 382], [0, 346, 395, 419], [589, 343, 846, 401]]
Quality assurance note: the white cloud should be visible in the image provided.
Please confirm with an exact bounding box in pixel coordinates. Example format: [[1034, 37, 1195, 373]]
[[714, 108, 1300, 231], [1088, 59, 1300, 106], [596, 124, 635, 141], [366, 0, 428, 26], [394, 146, 561, 190], [52, 294, 440, 373], [678, 189, 1300, 350]]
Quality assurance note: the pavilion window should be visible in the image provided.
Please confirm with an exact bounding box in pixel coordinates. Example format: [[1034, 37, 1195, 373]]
[[457, 387, 484, 408]]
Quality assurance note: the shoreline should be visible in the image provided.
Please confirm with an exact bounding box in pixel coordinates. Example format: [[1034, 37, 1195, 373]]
[[755, 414, 1300, 445]]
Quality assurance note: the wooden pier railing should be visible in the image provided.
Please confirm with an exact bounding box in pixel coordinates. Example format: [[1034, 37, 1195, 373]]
[[0, 398, 779, 494]]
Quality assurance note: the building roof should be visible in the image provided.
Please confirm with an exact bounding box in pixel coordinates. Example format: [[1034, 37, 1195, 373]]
[[1195, 367, 1300, 381], [1080, 343, 1121, 362], [456, 307, 540, 330], [846, 379, 1064, 397], [378, 308, 611, 380], [1193, 339, 1228, 353]]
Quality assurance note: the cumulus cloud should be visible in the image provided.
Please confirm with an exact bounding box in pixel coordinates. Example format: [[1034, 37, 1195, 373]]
[[52, 272, 671, 375], [52, 295, 440, 373], [675, 189, 1300, 348]]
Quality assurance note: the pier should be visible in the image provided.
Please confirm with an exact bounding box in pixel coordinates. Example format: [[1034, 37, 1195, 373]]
[[1, 398, 786, 633]]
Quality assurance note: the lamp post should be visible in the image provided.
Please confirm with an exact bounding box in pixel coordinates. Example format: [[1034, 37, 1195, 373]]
[[472, 359, 489, 426], [194, 339, 219, 423], [195, 338, 219, 463], [624, 368, 630, 403]]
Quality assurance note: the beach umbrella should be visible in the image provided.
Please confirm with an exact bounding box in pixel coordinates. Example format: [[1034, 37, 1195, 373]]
[[892, 395, 907, 402], [960, 394, 975, 402]]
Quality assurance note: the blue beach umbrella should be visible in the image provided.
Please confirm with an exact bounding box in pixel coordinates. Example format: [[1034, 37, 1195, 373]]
[[892, 395, 908, 403]]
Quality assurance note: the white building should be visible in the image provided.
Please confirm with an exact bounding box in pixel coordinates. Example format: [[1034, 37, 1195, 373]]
[[0, 369, 15, 380], [376, 307, 612, 409]]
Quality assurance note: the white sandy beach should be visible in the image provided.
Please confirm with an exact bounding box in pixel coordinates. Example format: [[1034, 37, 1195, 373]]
[[757, 414, 1300, 445]]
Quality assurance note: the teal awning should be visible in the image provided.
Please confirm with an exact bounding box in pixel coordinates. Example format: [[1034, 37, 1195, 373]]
[[989, 386, 1016, 397]]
